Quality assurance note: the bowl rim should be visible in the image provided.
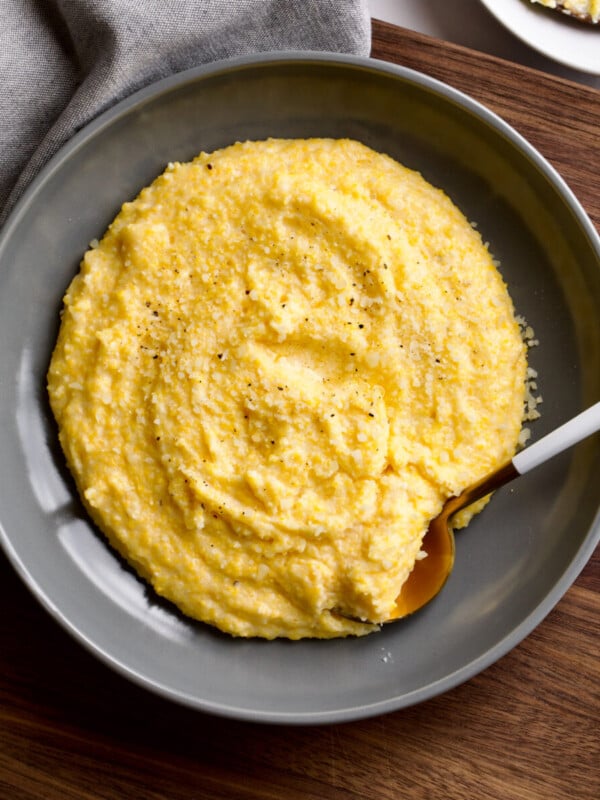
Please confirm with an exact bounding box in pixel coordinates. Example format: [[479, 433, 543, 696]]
[[1, 50, 599, 724]]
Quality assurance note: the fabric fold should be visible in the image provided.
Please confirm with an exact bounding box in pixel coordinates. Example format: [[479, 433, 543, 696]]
[[0, 0, 371, 225]]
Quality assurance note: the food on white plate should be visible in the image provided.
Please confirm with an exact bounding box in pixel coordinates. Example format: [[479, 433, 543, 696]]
[[529, 0, 600, 24]]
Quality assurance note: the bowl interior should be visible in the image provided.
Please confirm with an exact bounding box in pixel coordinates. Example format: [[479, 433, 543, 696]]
[[0, 55, 599, 723]]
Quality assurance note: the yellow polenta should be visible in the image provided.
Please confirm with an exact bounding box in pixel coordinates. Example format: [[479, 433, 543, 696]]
[[48, 138, 527, 639]]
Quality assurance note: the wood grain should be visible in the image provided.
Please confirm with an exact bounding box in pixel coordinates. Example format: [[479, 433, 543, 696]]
[[371, 19, 600, 225], [1, 19, 598, 800]]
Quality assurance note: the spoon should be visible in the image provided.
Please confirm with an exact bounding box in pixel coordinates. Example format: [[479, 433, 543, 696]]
[[388, 401, 600, 622]]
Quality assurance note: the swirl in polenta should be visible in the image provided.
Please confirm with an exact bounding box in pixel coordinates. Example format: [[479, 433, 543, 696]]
[[48, 139, 527, 638]]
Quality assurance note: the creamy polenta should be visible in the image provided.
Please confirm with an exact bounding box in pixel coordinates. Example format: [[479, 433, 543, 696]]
[[48, 138, 527, 639]]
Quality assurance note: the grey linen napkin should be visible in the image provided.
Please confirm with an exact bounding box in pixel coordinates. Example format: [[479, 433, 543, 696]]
[[0, 0, 371, 226]]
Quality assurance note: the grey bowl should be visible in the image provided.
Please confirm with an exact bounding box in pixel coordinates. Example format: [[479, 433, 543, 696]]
[[0, 53, 598, 724]]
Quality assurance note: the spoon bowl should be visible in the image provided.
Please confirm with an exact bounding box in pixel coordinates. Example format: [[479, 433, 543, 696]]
[[386, 402, 600, 622]]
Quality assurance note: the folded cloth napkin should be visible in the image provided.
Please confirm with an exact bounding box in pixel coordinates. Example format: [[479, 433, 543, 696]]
[[0, 0, 371, 226]]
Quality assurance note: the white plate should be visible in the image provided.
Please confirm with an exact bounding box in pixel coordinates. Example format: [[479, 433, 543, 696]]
[[479, 0, 600, 74]]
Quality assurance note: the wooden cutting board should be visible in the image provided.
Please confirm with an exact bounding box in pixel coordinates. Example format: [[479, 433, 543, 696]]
[[372, 19, 600, 229], [0, 19, 598, 800]]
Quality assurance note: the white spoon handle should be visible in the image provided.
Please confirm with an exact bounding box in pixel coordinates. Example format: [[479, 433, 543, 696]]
[[513, 401, 600, 475]]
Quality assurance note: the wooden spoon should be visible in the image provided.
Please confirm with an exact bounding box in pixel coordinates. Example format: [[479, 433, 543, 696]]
[[388, 401, 600, 621]]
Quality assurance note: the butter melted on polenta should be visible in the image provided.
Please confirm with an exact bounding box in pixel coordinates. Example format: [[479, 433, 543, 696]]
[[48, 139, 527, 639]]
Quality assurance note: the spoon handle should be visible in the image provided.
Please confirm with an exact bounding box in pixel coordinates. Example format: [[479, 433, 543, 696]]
[[443, 401, 600, 523], [513, 401, 600, 475]]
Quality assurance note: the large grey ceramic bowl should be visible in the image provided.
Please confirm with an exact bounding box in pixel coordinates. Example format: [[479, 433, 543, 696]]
[[0, 53, 599, 724]]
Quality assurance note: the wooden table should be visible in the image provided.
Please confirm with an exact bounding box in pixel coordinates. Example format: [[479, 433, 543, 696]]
[[1, 20, 598, 800]]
